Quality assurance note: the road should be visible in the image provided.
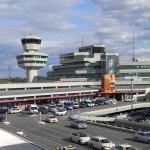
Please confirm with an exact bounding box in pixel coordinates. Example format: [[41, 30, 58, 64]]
[[0, 106, 150, 150]]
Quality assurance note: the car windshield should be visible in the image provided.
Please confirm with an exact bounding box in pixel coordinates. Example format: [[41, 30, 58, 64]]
[[57, 104, 63, 107], [126, 147, 136, 150], [100, 139, 110, 143], [50, 106, 56, 108], [49, 116, 56, 118], [76, 121, 84, 124], [31, 107, 37, 110], [79, 133, 88, 137], [58, 109, 65, 112]]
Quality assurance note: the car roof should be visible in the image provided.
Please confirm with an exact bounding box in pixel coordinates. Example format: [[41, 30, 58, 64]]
[[137, 131, 150, 134], [47, 115, 55, 117], [119, 144, 132, 147], [92, 136, 107, 140]]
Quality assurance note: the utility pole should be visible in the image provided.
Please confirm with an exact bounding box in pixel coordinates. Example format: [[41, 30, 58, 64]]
[[8, 66, 11, 82], [132, 31, 135, 62]]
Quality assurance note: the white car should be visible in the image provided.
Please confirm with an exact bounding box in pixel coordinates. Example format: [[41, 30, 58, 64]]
[[8, 108, 22, 114], [85, 100, 95, 107], [73, 102, 79, 109], [46, 115, 58, 123], [89, 136, 115, 150], [57, 145, 76, 150], [70, 132, 90, 144], [56, 103, 64, 109], [113, 144, 137, 150], [54, 108, 67, 116]]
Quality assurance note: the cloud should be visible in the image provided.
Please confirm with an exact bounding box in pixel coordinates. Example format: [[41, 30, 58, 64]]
[[0, 0, 150, 78]]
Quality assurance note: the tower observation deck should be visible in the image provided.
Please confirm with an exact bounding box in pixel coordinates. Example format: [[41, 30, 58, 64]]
[[16, 34, 48, 83]]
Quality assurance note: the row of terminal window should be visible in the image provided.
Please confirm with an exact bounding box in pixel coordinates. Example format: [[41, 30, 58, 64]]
[[22, 39, 41, 44]]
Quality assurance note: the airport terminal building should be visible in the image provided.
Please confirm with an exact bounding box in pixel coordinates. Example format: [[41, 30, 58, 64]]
[[47, 45, 119, 82], [119, 58, 150, 80]]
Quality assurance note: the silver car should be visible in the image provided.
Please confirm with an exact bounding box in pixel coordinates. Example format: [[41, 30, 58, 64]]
[[133, 132, 150, 144], [71, 120, 87, 129]]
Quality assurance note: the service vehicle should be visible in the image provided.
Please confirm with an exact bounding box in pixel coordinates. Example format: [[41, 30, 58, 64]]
[[70, 132, 90, 144], [89, 136, 115, 150], [46, 115, 58, 123]]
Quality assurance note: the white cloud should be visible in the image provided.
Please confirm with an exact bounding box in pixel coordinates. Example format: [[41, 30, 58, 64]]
[[0, 0, 150, 78]]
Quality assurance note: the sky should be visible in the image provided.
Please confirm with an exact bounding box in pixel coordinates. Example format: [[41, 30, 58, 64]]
[[0, 0, 150, 78]]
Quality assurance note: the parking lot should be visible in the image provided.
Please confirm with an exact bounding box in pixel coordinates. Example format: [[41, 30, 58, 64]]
[[0, 102, 150, 150]]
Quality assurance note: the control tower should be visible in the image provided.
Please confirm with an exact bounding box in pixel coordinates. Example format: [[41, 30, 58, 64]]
[[16, 34, 48, 83]]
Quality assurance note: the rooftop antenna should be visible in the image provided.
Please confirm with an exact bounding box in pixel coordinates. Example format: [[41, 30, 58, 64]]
[[8, 66, 11, 82], [82, 36, 83, 47], [132, 31, 135, 62]]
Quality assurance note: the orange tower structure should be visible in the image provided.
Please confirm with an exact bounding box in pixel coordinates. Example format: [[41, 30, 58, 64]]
[[101, 74, 116, 93]]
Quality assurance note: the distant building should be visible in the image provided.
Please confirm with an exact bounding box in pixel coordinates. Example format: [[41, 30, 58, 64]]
[[16, 34, 48, 83], [119, 58, 150, 78], [47, 45, 119, 82]]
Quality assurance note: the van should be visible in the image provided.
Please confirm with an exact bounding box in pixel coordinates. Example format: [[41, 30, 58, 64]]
[[29, 104, 38, 114]]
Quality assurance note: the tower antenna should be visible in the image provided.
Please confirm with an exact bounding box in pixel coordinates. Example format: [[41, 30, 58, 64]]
[[132, 31, 135, 62], [82, 36, 83, 47]]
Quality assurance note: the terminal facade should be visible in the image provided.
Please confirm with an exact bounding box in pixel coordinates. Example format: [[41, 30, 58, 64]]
[[47, 45, 119, 82]]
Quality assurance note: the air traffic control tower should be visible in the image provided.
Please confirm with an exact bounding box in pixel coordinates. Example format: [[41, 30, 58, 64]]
[[16, 34, 48, 83]]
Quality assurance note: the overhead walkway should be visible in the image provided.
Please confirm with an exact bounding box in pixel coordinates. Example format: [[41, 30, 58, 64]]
[[70, 102, 150, 122]]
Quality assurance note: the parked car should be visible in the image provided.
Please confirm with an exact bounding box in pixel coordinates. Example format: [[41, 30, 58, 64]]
[[54, 108, 67, 116], [64, 102, 73, 110], [8, 107, 22, 114], [46, 115, 58, 123], [79, 101, 86, 108], [73, 102, 79, 109], [133, 132, 150, 144], [0, 108, 8, 114], [0, 115, 5, 122], [56, 103, 64, 109], [129, 111, 147, 117], [96, 100, 105, 105], [70, 132, 90, 144], [109, 98, 117, 104], [71, 120, 87, 129], [48, 104, 57, 112], [128, 116, 146, 122], [89, 136, 115, 150], [57, 145, 76, 150], [85, 100, 94, 107], [113, 144, 137, 150], [38, 107, 49, 114], [28, 104, 39, 114]]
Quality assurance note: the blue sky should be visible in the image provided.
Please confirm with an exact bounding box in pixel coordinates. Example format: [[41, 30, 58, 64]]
[[0, 0, 150, 78]]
